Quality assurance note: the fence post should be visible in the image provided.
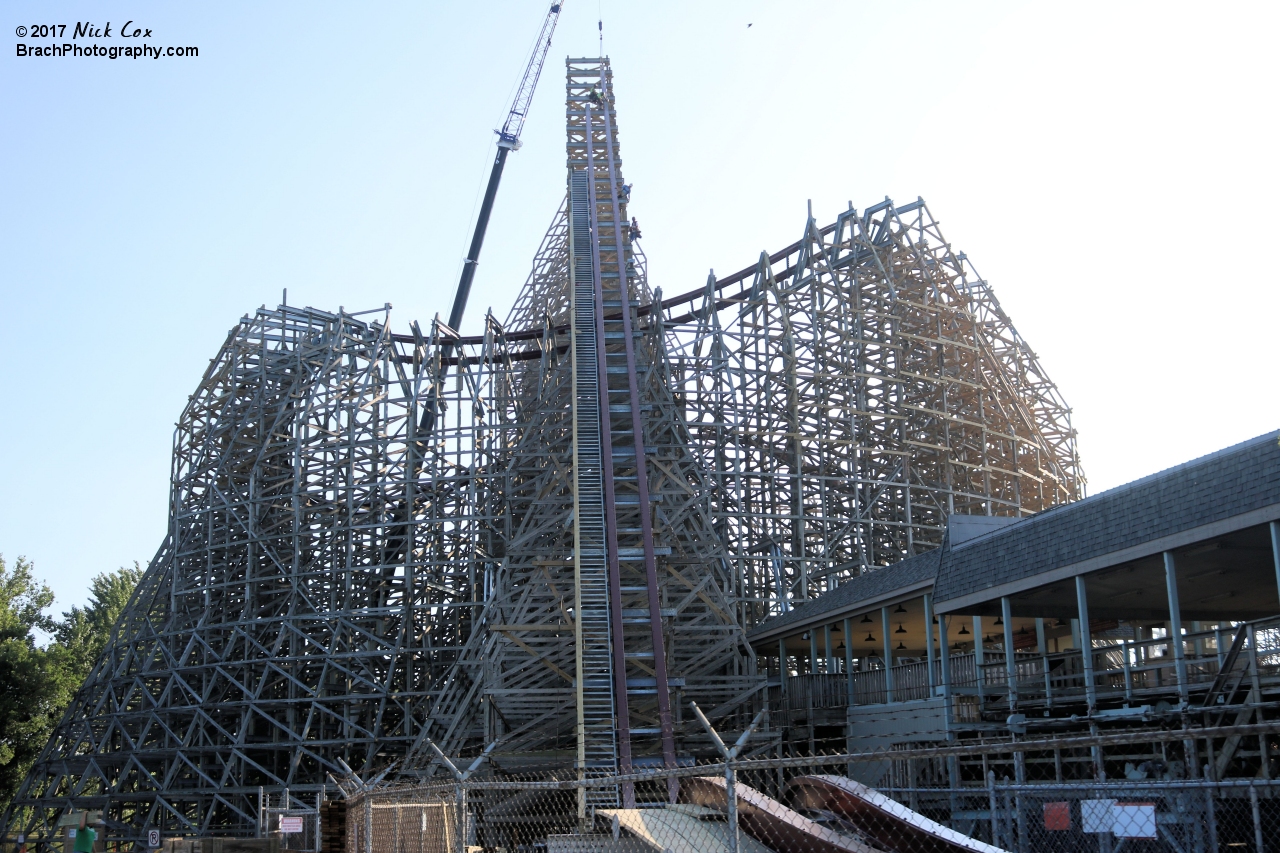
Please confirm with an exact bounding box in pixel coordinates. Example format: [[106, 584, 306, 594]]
[[420, 738, 499, 853], [691, 702, 765, 853], [1251, 784, 1264, 853], [363, 798, 371, 853], [1203, 765, 1219, 852], [258, 787, 264, 838], [455, 783, 465, 853], [987, 770, 999, 848]]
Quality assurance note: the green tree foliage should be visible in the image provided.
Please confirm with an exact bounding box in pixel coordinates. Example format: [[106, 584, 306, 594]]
[[0, 556, 143, 814], [56, 562, 144, 677]]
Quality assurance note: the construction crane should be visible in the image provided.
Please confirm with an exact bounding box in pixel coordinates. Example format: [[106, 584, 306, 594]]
[[446, 2, 565, 338]]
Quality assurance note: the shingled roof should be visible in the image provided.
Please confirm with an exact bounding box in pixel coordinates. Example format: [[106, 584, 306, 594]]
[[747, 549, 941, 643], [933, 429, 1280, 611], [747, 430, 1280, 642]]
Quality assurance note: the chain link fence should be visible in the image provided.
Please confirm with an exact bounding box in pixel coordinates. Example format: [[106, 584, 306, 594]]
[[338, 722, 1280, 853]]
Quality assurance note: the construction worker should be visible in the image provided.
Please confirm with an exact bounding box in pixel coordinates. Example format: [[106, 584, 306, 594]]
[[72, 815, 95, 853], [629, 217, 642, 240], [588, 86, 603, 108], [619, 183, 632, 202]]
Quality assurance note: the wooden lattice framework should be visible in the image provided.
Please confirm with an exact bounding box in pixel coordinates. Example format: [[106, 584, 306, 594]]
[[5, 59, 1082, 843]]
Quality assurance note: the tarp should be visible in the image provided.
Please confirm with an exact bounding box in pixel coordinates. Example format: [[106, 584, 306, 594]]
[[788, 776, 1009, 853], [599, 805, 774, 853]]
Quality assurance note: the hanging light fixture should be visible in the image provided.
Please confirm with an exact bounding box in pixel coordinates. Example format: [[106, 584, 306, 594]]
[[864, 632, 876, 643], [894, 603, 907, 614], [995, 615, 1004, 625], [896, 642, 907, 651], [954, 642, 963, 650], [801, 632, 810, 641], [895, 623, 907, 635], [861, 613, 873, 624], [958, 624, 970, 636], [1019, 626, 1029, 636]]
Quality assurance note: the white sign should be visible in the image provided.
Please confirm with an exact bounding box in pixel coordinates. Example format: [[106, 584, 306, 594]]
[[1081, 799, 1117, 834], [148, 829, 161, 848], [67, 830, 77, 840], [279, 817, 305, 834], [1112, 803, 1157, 839]]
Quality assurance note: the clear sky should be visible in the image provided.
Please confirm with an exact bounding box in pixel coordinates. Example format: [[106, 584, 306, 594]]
[[2, 1, 1277, 614]]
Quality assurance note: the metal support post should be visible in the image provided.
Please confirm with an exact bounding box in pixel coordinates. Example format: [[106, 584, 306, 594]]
[[778, 638, 787, 690], [691, 702, 766, 853], [924, 594, 937, 690], [1251, 784, 1265, 853], [1272, 520, 1280, 610], [1075, 576, 1097, 714], [363, 798, 372, 853], [422, 738, 498, 853], [1122, 640, 1134, 704], [974, 616, 985, 705], [987, 771, 999, 848], [1036, 618, 1052, 707], [1075, 574, 1104, 778], [809, 630, 818, 674], [1204, 765, 1219, 851], [938, 613, 952, 702], [1250, 632, 1271, 778], [824, 624, 834, 673], [1164, 551, 1189, 704], [882, 607, 895, 703], [843, 617, 854, 705], [1001, 597, 1017, 711]]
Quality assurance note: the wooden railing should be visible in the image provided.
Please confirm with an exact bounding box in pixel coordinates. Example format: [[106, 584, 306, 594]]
[[768, 616, 1280, 712]]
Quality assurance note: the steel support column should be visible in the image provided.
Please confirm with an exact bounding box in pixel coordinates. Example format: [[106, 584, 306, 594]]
[[1075, 576, 1097, 714], [882, 607, 894, 703], [1164, 551, 1189, 705], [924, 594, 937, 690], [1001, 597, 1017, 711]]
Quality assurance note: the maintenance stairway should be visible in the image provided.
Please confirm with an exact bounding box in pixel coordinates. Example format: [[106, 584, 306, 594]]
[[567, 58, 678, 806]]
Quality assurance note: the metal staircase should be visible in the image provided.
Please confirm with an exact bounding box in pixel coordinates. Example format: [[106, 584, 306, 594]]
[[568, 58, 678, 807], [569, 168, 620, 804]]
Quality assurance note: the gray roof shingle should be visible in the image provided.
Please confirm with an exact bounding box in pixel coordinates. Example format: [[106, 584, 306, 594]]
[[932, 430, 1280, 608], [747, 430, 1280, 639], [748, 549, 940, 641]]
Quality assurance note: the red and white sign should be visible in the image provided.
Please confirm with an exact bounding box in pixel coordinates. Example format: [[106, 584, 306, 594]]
[[278, 817, 305, 834]]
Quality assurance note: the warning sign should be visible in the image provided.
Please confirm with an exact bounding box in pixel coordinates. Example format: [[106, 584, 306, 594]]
[[279, 817, 305, 834]]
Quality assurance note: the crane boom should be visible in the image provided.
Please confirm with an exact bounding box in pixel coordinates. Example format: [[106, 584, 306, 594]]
[[446, 2, 564, 334]]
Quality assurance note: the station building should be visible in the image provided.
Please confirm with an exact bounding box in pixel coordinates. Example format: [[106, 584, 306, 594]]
[[751, 431, 1280, 782]]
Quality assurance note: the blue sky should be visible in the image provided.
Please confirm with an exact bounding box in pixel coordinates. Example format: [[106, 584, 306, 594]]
[[2, 1, 1277, 613]]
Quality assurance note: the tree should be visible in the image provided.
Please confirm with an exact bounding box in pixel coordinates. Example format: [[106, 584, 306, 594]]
[[0, 558, 144, 814], [55, 563, 145, 678], [0, 555, 72, 813]]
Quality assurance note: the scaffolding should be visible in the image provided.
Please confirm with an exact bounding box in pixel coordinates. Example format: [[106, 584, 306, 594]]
[[6, 58, 1081, 843]]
